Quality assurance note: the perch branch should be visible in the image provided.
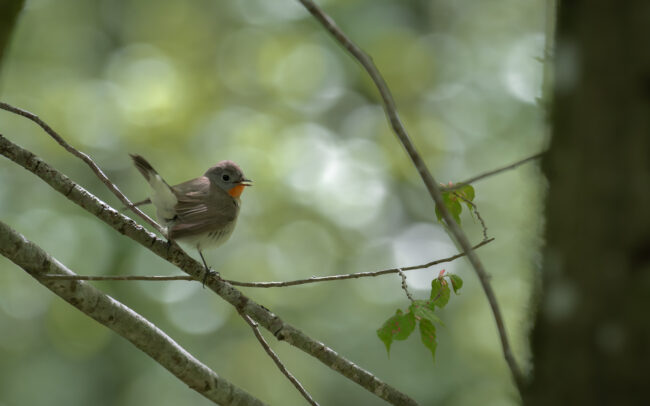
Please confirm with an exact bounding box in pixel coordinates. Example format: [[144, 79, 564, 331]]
[[0, 133, 417, 406], [0, 220, 266, 406], [297, 0, 525, 392]]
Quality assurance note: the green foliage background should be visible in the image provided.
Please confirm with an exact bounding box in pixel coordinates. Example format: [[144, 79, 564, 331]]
[[0, 0, 547, 404]]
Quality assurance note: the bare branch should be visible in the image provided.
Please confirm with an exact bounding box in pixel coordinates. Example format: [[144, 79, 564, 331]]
[[39, 238, 493, 286], [238, 310, 320, 406], [0, 101, 166, 236], [0, 220, 266, 406], [0, 134, 417, 406], [296, 0, 525, 392], [442, 152, 544, 192]]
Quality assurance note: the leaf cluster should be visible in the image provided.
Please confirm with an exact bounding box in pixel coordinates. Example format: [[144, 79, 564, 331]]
[[376, 272, 463, 361], [435, 184, 476, 224]]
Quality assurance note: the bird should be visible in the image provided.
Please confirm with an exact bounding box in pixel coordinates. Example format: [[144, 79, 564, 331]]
[[129, 154, 251, 285]]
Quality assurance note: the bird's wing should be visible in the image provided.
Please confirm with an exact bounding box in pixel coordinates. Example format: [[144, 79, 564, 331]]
[[169, 177, 238, 240]]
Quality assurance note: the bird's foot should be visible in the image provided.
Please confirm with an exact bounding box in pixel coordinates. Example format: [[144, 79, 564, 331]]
[[202, 268, 221, 288]]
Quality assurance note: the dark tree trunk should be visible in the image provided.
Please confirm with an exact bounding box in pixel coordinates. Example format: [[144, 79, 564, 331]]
[[526, 1, 650, 405], [0, 0, 24, 72]]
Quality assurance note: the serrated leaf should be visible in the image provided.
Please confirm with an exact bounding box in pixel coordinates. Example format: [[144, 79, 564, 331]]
[[448, 274, 464, 294], [410, 300, 443, 325], [430, 279, 451, 308], [376, 309, 416, 355], [419, 319, 437, 361]]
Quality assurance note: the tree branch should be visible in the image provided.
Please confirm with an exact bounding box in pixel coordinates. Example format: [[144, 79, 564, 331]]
[[441, 152, 544, 192], [38, 238, 493, 286], [0, 102, 165, 236], [238, 310, 320, 406], [0, 133, 417, 406], [0, 220, 266, 406], [296, 0, 525, 393]]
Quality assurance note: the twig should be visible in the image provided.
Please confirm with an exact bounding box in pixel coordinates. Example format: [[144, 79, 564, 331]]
[[0, 134, 417, 406], [297, 0, 525, 392], [396, 269, 415, 304], [238, 310, 320, 406], [39, 238, 493, 286], [0, 220, 266, 406], [0, 101, 166, 236], [442, 152, 544, 192], [454, 193, 489, 241]]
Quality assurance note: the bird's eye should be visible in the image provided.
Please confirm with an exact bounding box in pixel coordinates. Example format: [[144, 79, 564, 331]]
[[221, 174, 230, 182]]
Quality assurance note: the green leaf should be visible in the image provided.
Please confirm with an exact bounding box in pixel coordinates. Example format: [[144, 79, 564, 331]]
[[410, 300, 442, 325], [448, 274, 464, 294], [430, 279, 451, 308], [457, 184, 475, 202], [455, 185, 476, 213], [419, 319, 437, 361], [435, 192, 463, 225], [376, 309, 416, 355], [449, 199, 462, 224]]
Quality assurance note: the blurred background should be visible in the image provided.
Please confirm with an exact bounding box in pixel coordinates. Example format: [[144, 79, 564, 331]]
[[0, 0, 548, 404]]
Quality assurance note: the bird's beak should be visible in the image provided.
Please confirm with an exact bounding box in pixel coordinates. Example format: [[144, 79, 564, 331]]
[[240, 178, 253, 187]]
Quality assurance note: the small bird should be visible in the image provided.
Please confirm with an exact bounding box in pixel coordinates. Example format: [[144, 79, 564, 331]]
[[129, 154, 251, 284]]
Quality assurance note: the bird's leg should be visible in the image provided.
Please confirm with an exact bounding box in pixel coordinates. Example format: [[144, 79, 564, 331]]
[[198, 249, 219, 288]]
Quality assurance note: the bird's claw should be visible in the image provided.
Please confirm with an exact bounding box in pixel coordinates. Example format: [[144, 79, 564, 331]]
[[202, 268, 220, 288]]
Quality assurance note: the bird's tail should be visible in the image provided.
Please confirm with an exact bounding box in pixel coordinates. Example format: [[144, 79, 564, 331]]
[[130, 154, 159, 182], [129, 154, 178, 220]]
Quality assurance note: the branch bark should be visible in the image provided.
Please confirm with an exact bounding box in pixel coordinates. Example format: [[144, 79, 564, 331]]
[[0, 133, 417, 406], [0, 220, 266, 406]]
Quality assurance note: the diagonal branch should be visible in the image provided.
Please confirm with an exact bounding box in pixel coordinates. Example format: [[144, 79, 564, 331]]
[[0, 220, 266, 406], [0, 101, 165, 236], [238, 310, 320, 406], [441, 152, 544, 192], [38, 238, 493, 286], [296, 0, 525, 393], [0, 133, 417, 406]]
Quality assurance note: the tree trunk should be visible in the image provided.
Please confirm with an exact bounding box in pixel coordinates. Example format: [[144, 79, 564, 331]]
[[526, 1, 650, 404]]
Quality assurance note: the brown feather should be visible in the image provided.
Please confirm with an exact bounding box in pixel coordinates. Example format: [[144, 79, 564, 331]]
[[168, 177, 239, 240]]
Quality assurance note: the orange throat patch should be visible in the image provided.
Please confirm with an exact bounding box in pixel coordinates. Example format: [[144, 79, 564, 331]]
[[228, 184, 246, 198]]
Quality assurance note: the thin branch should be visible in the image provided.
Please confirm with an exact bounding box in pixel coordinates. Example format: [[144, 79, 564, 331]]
[[397, 269, 415, 304], [238, 310, 320, 406], [0, 220, 266, 406], [297, 0, 525, 392], [442, 152, 545, 192], [0, 101, 166, 236], [0, 134, 417, 406], [454, 193, 489, 241], [39, 238, 493, 286]]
